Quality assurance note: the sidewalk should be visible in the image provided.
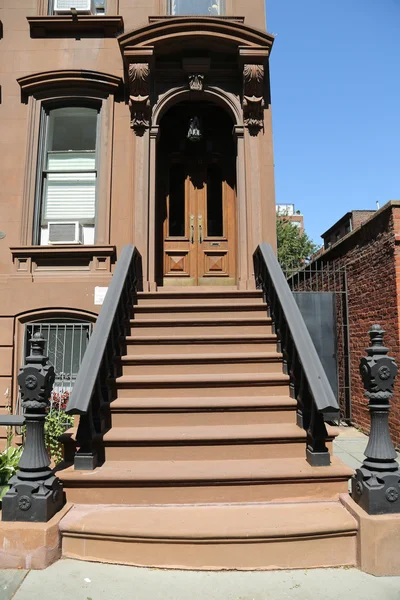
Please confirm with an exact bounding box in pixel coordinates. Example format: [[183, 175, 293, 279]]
[[1, 428, 400, 599], [2, 558, 400, 600]]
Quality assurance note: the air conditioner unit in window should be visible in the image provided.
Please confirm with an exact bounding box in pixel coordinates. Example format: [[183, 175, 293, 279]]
[[53, 0, 95, 14], [48, 222, 83, 244]]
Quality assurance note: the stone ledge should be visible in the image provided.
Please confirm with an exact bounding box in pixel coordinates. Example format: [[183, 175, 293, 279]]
[[340, 493, 400, 576], [0, 504, 71, 570], [10, 245, 116, 278], [27, 15, 124, 38]]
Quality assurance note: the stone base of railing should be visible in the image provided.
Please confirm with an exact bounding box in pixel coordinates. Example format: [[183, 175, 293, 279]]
[[2, 473, 65, 523], [351, 467, 400, 515]]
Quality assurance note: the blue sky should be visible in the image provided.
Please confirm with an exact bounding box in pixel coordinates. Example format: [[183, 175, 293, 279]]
[[267, 0, 400, 244]]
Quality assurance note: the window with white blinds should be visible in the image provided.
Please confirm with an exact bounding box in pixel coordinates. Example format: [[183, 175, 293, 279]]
[[37, 106, 100, 244], [43, 152, 96, 220]]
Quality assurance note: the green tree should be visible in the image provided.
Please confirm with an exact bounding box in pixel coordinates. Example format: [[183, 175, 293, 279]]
[[276, 214, 319, 272]]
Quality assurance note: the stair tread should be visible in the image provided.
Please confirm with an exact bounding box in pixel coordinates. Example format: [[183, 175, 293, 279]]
[[115, 372, 289, 384], [60, 500, 358, 540], [136, 290, 263, 297], [110, 395, 297, 410], [102, 423, 307, 442], [133, 303, 267, 310], [119, 352, 283, 363], [122, 333, 277, 342], [60, 456, 354, 483], [129, 317, 272, 324]]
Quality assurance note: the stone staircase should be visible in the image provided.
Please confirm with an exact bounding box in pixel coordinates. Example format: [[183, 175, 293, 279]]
[[59, 289, 357, 569]]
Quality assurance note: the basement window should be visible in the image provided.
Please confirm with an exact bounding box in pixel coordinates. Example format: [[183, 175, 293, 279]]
[[24, 321, 92, 395]]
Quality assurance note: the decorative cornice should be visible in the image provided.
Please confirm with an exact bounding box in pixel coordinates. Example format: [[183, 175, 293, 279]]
[[17, 70, 123, 100], [118, 17, 274, 62], [27, 15, 124, 38]]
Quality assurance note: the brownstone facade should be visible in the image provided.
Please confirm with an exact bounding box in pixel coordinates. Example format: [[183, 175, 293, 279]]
[[0, 1, 278, 446], [310, 201, 400, 447]]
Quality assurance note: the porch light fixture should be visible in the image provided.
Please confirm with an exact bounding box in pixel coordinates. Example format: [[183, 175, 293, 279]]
[[187, 116, 202, 142]]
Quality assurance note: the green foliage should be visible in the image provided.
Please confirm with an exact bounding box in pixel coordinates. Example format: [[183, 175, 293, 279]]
[[0, 444, 23, 501], [45, 409, 74, 465], [276, 214, 319, 272]]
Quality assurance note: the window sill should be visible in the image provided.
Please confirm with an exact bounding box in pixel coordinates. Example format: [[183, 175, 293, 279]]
[[11, 245, 116, 278], [27, 15, 124, 38], [148, 15, 245, 24]]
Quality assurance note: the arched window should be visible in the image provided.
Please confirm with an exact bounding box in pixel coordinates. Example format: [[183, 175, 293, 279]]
[[34, 105, 101, 245], [168, 0, 225, 16]]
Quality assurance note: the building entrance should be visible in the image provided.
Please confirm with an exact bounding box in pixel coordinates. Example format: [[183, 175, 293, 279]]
[[156, 103, 237, 286]]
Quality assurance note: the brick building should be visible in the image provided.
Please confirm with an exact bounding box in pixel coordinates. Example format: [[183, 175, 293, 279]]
[[322, 210, 376, 249]]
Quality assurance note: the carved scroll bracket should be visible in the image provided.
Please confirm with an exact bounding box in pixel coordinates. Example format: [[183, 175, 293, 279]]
[[188, 73, 205, 92], [128, 62, 151, 134], [242, 63, 265, 134]]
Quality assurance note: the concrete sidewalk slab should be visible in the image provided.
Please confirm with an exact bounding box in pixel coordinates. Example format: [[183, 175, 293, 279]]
[[10, 559, 400, 600], [0, 570, 27, 600]]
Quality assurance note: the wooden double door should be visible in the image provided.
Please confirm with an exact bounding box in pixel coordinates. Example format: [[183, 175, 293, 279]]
[[163, 158, 236, 286]]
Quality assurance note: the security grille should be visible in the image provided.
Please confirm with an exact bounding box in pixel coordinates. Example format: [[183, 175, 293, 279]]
[[24, 321, 92, 395]]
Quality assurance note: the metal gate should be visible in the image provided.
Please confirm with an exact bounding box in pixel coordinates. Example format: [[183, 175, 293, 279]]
[[284, 260, 351, 422]]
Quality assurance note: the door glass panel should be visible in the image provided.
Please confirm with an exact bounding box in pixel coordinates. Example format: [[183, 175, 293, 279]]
[[169, 0, 225, 15], [169, 165, 186, 237], [207, 164, 223, 237]]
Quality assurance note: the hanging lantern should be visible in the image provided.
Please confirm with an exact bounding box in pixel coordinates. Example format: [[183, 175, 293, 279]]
[[187, 116, 202, 143]]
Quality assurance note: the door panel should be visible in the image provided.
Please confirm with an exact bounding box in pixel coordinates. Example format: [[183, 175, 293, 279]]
[[163, 159, 236, 286]]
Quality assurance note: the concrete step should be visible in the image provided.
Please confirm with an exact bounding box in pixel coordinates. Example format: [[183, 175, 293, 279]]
[[109, 395, 297, 427], [134, 290, 264, 306], [128, 317, 273, 337], [118, 352, 284, 376], [131, 303, 268, 320], [114, 372, 290, 398], [101, 423, 309, 461], [121, 333, 278, 355], [59, 456, 354, 505], [60, 499, 358, 569]]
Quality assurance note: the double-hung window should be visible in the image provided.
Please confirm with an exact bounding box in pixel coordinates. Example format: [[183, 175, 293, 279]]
[[168, 0, 225, 15], [48, 0, 106, 15], [36, 106, 100, 245]]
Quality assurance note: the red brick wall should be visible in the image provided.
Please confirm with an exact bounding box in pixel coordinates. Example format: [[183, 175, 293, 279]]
[[320, 206, 400, 447]]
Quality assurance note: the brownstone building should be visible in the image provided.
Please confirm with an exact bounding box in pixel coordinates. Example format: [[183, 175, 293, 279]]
[[0, 0, 277, 441], [0, 0, 379, 573]]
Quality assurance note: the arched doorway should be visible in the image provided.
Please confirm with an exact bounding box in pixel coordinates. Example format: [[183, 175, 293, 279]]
[[155, 102, 237, 286]]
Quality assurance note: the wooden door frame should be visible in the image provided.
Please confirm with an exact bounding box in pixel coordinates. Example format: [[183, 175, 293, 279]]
[[147, 88, 251, 291]]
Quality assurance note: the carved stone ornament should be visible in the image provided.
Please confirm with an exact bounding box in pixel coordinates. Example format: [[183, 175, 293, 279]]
[[243, 64, 265, 132], [128, 63, 151, 133], [188, 73, 204, 92]]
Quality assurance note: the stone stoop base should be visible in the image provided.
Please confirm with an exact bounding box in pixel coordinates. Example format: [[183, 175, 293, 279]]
[[340, 494, 400, 576], [0, 504, 71, 569]]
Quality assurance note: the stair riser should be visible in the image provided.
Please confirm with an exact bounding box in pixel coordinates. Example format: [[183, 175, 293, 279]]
[[132, 308, 268, 320], [121, 341, 278, 355], [116, 383, 290, 398], [104, 441, 306, 461], [134, 294, 264, 306], [129, 323, 273, 336], [63, 479, 350, 506], [62, 532, 357, 570], [120, 360, 283, 376], [110, 409, 296, 427]]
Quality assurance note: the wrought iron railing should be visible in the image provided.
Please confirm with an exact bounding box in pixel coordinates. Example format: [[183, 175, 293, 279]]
[[66, 245, 142, 470], [254, 243, 340, 466]]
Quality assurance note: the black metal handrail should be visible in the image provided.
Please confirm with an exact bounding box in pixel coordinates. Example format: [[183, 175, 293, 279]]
[[254, 243, 339, 466], [66, 244, 142, 470]]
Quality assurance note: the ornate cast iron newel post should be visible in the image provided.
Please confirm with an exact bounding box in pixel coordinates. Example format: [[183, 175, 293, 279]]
[[352, 325, 400, 514], [2, 333, 65, 522]]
